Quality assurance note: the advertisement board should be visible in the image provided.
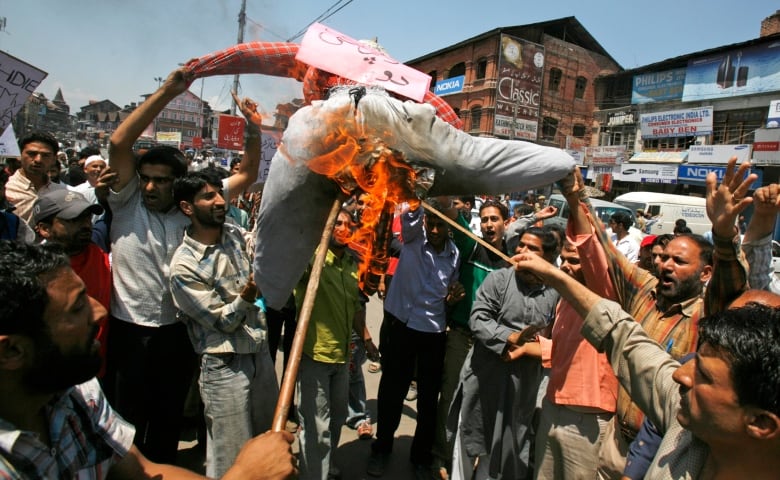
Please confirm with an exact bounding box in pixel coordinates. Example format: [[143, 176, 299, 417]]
[[620, 163, 678, 184], [493, 34, 544, 141], [586, 145, 625, 166], [687, 144, 751, 164], [678, 164, 762, 188], [434, 75, 465, 96], [682, 41, 780, 101], [639, 107, 713, 139], [216, 115, 245, 150], [768, 100, 780, 128], [155, 131, 181, 144], [631, 68, 686, 104], [752, 128, 780, 165]]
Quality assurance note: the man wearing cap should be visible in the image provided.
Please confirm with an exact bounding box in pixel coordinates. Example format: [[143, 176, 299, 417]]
[[33, 189, 111, 377], [637, 234, 657, 272], [70, 154, 107, 207]]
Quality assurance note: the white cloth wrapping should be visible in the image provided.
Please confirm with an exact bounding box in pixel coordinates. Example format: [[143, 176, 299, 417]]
[[254, 88, 575, 309]]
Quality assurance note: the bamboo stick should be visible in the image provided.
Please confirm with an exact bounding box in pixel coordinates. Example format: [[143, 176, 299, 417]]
[[271, 197, 343, 432], [420, 200, 514, 264]]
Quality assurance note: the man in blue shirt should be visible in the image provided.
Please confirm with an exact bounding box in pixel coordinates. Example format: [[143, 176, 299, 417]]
[[367, 199, 461, 478]]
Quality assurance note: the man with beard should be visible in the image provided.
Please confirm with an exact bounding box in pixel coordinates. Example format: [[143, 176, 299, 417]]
[[106, 68, 261, 462], [294, 208, 367, 480], [170, 171, 279, 478], [5, 131, 67, 224], [449, 227, 559, 480], [562, 159, 749, 479], [33, 189, 111, 377], [432, 199, 511, 478], [515, 248, 780, 479], [0, 241, 297, 479]]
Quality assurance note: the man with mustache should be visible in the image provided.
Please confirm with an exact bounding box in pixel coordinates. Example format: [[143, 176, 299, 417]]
[[170, 171, 279, 478], [5, 131, 67, 224], [0, 241, 297, 479], [562, 159, 750, 478], [33, 189, 111, 378], [515, 248, 780, 479]]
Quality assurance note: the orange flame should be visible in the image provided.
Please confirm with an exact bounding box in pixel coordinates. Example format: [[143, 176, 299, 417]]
[[306, 127, 418, 294]]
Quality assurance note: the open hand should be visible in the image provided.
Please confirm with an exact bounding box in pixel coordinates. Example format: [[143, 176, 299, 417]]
[[705, 156, 757, 237]]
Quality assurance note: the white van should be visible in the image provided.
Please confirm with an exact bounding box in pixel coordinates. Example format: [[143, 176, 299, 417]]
[[613, 192, 709, 235]]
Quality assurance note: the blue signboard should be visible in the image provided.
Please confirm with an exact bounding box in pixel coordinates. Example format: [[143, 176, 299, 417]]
[[677, 164, 763, 189], [632, 68, 686, 104], [434, 75, 465, 96]]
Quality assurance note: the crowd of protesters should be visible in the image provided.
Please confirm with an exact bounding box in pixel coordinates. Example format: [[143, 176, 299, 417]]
[[1, 66, 780, 480]]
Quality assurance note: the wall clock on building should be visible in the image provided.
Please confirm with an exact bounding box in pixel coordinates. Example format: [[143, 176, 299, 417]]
[[533, 52, 545, 68]]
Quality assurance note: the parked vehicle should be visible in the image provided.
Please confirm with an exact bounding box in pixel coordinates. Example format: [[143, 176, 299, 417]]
[[545, 194, 644, 243], [612, 192, 709, 235]]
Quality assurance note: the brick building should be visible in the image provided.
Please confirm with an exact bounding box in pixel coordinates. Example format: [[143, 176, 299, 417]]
[[406, 17, 621, 149]]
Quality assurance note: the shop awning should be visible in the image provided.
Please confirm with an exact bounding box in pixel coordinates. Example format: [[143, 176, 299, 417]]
[[627, 151, 688, 164]]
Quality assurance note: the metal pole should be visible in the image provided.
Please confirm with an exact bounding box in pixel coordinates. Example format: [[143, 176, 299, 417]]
[[271, 197, 344, 432], [231, 0, 247, 116]]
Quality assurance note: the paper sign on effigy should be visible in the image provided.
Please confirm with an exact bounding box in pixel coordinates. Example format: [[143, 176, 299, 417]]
[[296, 23, 431, 102], [0, 51, 47, 135]]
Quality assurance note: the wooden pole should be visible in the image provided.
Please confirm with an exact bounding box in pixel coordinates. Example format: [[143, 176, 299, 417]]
[[271, 197, 343, 432], [420, 200, 514, 264]]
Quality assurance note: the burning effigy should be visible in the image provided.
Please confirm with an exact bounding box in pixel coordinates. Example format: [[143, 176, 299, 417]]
[[185, 27, 575, 310]]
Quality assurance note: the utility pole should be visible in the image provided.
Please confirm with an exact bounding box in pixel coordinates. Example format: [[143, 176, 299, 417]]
[[231, 0, 246, 116]]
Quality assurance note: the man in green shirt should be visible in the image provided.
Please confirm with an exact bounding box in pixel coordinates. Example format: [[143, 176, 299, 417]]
[[294, 208, 372, 480]]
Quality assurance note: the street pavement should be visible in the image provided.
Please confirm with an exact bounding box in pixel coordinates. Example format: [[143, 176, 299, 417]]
[[177, 295, 426, 479]]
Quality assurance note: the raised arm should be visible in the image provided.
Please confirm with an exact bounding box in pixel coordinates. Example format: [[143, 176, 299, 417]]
[[704, 156, 753, 313], [741, 184, 780, 291], [109, 67, 194, 192], [226, 92, 262, 199], [561, 167, 591, 237]]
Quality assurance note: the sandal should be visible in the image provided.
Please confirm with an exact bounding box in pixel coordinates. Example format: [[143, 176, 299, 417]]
[[367, 361, 381, 373]]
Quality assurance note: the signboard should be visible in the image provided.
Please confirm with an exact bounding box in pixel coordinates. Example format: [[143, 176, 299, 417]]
[[216, 115, 245, 150], [631, 68, 686, 104], [768, 100, 780, 128], [752, 128, 780, 165], [434, 75, 465, 96], [0, 51, 47, 135], [586, 145, 625, 166], [192, 136, 203, 149], [620, 163, 678, 184], [678, 164, 762, 188], [296, 23, 431, 102], [155, 131, 181, 143], [687, 144, 751, 164], [0, 124, 19, 156], [259, 129, 282, 184], [493, 34, 544, 141], [639, 107, 713, 138], [683, 41, 780, 102]]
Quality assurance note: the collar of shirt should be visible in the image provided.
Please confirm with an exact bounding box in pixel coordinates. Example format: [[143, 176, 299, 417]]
[[651, 290, 702, 318], [181, 224, 242, 261]]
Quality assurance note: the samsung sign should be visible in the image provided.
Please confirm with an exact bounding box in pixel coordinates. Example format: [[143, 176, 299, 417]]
[[434, 75, 465, 96]]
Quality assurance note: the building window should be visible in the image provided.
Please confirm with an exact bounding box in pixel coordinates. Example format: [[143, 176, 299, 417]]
[[471, 106, 482, 132], [574, 76, 588, 99], [449, 62, 466, 78], [541, 117, 559, 141], [476, 59, 488, 79], [572, 124, 587, 138], [548, 68, 562, 92]]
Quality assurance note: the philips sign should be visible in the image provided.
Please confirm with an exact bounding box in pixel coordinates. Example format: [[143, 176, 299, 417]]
[[434, 75, 465, 96]]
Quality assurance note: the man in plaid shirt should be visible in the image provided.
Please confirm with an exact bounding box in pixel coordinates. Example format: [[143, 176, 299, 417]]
[[0, 241, 296, 479], [170, 171, 279, 478]]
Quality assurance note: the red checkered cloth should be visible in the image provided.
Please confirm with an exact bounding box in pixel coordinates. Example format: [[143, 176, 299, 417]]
[[184, 42, 463, 129]]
